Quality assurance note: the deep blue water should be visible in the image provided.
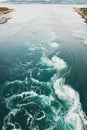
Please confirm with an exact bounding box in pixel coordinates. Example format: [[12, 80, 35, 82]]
[[0, 4, 87, 130]]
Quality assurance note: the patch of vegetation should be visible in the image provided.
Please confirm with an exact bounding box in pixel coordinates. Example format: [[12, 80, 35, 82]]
[[0, 7, 9, 12], [0, 7, 14, 24], [80, 8, 87, 15]]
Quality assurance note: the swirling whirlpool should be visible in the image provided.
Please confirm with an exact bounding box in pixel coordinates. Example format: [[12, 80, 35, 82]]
[[0, 37, 87, 130]]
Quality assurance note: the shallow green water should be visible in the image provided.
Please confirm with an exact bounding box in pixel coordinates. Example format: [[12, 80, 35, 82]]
[[0, 4, 87, 130]]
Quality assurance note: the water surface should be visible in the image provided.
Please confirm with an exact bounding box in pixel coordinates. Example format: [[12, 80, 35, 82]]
[[0, 4, 87, 130]]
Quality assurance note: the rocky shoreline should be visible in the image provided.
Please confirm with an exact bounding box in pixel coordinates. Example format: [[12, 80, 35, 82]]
[[74, 7, 87, 23], [0, 7, 14, 24]]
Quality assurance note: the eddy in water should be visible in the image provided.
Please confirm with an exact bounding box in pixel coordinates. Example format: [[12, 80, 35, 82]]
[[1, 39, 87, 130]]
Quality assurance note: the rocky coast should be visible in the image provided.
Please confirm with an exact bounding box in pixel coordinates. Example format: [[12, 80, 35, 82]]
[[0, 7, 14, 24], [75, 7, 87, 23]]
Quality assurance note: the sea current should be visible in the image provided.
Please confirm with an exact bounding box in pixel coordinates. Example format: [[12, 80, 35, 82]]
[[0, 4, 87, 130]]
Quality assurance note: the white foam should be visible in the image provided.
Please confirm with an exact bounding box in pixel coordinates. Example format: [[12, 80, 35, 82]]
[[6, 80, 23, 85], [36, 110, 45, 121], [84, 40, 87, 45], [41, 55, 67, 71], [50, 42, 59, 48], [53, 77, 87, 129], [52, 56, 67, 70], [53, 78, 76, 105], [41, 54, 87, 129], [65, 112, 83, 130]]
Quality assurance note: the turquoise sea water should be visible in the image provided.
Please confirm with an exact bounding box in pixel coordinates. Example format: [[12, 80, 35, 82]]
[[0, 4, 87, 130]]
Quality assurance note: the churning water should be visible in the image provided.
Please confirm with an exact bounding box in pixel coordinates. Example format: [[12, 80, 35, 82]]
[[0, 4, 87, 130]]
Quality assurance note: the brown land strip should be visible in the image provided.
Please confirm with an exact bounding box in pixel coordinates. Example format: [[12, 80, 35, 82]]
[[0, 7, 14, 24], [74, 7, 87, 23]]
